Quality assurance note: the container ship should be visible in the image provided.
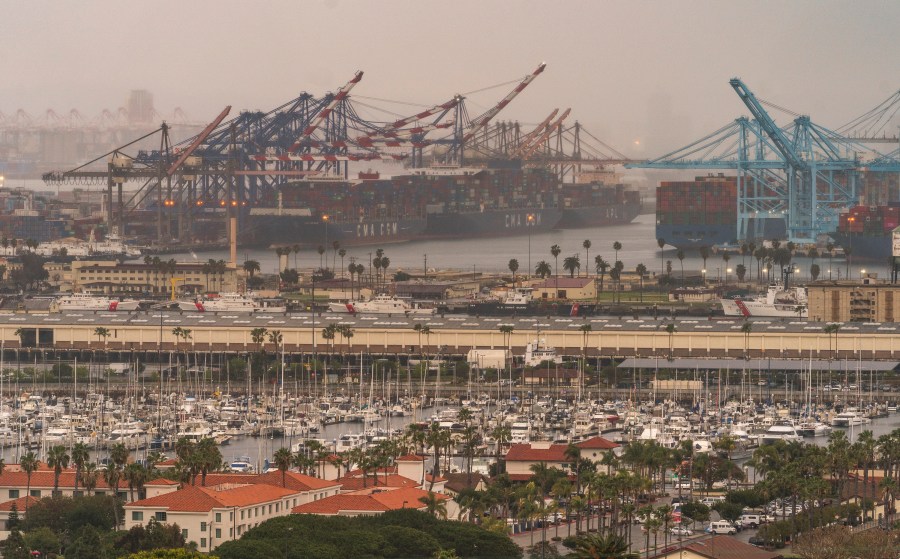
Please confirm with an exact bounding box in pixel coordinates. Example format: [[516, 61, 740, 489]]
[[830, 204, 900, 261], [656, 174, 738, 250], [244, 163, 640, 248]]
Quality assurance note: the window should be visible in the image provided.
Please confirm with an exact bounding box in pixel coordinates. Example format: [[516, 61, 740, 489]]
[[200, 538, 206, 548], [215, 528, 221, 539], [30, 490, 40, 498], [201, 522, 207, 532], [240, 510, 244, 520], [8, 490, 19, 499], [155, 512, 167, 522], [132, 511, 144, 522], [215, 512, 221, 522], [182, 529, 188, 539]]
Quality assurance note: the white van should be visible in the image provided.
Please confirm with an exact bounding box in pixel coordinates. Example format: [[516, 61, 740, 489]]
[[740, 513, 762, 528], [708, 520, 737, 535]]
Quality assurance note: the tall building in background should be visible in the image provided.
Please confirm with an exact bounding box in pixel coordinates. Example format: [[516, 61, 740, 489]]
[[126, 90, 155, 125]]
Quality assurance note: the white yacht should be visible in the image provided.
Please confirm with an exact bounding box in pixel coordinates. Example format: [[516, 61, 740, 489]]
[[55, 292, 141, 312], [509, 417, 531, 443], [831, 408, 867, 428], [329, 293, 435, 315], [229, 456, 255, 473], [524, 338, 562, 367], [759, 422, 803, 445], [797, 421, 832, 437]]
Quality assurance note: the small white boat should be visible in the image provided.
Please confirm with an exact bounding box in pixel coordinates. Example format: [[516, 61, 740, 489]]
[[329, 294, 435, 315], [759, 422, 803, 445]]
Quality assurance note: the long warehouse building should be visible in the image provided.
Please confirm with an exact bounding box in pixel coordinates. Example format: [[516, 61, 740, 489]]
[[0, 311, 897, 360]]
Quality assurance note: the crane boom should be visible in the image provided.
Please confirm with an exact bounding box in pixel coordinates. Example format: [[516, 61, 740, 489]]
[[462, 62, 547, 143], [521, 108, 571, 159], [288, 71, 363, 152], [729, 78, 805, 169], [386, 96, 461, 131], [510, 108, 559, 158], [166, 105, 231, 176]]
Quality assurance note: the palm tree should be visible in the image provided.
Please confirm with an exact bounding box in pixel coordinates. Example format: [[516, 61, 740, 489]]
[[563, 255, 581, 278], [20, 452, 38, 510], [535, 261, 552, 279], [94, 326, 111, 346], [699, 246, 709, 275], [657, 238, 666, 279], [251, 327, 268, 354], [195, 438, 222, 486], [741, 321, 753, 359], [274, 447, 293, 487], [676, 249, 685, 287], [508, 258, 519, 286], [582, 239, 592, 277], [595, 256, 609, 302], [635, 263, 647, 302], [419, 491, 448, 519], [124, 462, 148, 502], [242, 259, 260, 278], [82, 462, 99, 495], [613, 241, 622, 265], [826, 242, 835, 279], [551, 244, 562, 298], [665, 323, 677, 360], [338, 248, 346, 279], [292, 244, 301, 270], [47, 445, 70, 496]]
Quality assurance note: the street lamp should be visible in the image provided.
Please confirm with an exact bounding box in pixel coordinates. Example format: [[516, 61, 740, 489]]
[[761, 267, 768, 285], [526, 213, 535, 279], [726, 267, 732, 287], [701, 269, 707, 285], [322, 215, 330, 272], [847, 216, 855, 278]]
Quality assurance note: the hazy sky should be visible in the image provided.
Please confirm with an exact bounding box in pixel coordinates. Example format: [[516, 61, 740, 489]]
[[2, 0, 898, 158]]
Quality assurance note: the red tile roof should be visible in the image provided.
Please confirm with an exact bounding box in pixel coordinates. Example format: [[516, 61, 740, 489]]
[[395, 454, 426, 462], [0, 496, 39, 512], [337, 473, 419, 492], [186, 471, 338, 492], [505, 443, 569, 463], [292, 486, 446, 515], [680, 535, 783, 559], [0, 469, 116, 490], [575, 436, 619, 450], [126, 482, 299, 512]]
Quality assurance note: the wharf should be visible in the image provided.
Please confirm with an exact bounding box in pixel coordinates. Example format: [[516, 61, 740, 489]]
[[0, 311, 898, 362]]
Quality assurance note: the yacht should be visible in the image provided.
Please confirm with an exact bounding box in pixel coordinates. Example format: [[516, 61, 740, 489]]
[[55, 292, 141, 312], [509, 417, 531, 443], [797, 421, 832, 437], [831, 408, 867, 428], [759, 422, 803, 445], [329, 293, 435, 315], [229, 456, 255, 473], [524, 338, 562, 367]]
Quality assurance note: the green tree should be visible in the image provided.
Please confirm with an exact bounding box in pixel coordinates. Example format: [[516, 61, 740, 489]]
[[419, 491, 448, 519], [676, 249, 685, 286], [551, 244, 562, 297], [72, 442, 90, 492], [20, 451, 38, 510], [2, 525, 29, 559], [563, 254, 581, 278], [582, 239, 592, 277], [508, 258, 519, 285], [274, 447, 293, 487], [635, 263, 647, 302], [535, 260, 552, 279], [242, 259, 260, 278], [47, 444, 70, 495]]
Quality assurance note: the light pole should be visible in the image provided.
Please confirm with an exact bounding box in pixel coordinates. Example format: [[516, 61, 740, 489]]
[[847, 216, 855, 279], [726, 267, 732, 288], [701, 268, 706, 286], [322, 214, 329, 272], [527, 213, 535, 279], [761, 267, 768, 286]]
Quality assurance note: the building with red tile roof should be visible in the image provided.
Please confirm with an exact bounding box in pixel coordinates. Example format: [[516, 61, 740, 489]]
[[0, 465, 178, 502], [0, 496, 39, 541], [652, 535, 783, 559], [124, 479, 339, 552], [504, 437, 619, 477], [292, 486, 449, 517]]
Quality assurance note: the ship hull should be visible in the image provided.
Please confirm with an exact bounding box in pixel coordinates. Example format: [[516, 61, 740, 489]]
[[560, 202, 641, 229], [423, 208, 562, 239], [245, 214, 427, 248], [830, 232, 892, 261], [656, 223, 737, 250]]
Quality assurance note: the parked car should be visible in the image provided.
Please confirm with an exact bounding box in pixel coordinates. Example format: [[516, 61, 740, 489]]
[[670, 525, 693, 536]]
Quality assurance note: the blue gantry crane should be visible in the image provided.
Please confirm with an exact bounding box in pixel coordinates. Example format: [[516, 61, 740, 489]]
[[630, 78, 899, 244]]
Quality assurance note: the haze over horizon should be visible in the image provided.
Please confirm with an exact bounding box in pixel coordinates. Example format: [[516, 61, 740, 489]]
[[2, 0, 898, 160]]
